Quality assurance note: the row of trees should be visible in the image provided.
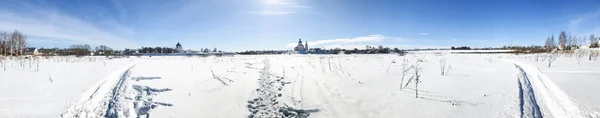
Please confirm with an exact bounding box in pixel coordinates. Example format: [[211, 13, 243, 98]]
[[139, 47, 177, 54], [238, 45, 407, 55], [139, 47, 221, 54], [544, 31, 600, 49], [336, 45, 404, 54], [37, 44, 116, 56], [38, 45, 225, 56], [0, 30, 27, 56]]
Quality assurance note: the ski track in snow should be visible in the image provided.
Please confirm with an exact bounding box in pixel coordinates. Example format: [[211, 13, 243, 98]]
[[516, 65, 543, 118], [61, 62, 172, 118], [48, 55, 600, 117], [61, 63, 138, 118], [502, 59, 594, 118], [104, 66, 136, 118]]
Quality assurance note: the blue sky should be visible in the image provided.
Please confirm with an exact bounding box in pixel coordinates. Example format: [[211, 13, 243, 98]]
[[1, 0, 600, 51]]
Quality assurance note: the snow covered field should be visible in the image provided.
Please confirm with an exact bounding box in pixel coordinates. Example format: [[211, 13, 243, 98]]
[[1, 53, 600, 118], [0, 57, 138, 117]]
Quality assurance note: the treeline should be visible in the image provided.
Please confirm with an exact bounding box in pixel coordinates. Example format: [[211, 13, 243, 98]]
[[237, 45, 407, 55], [496, 31, 600, 54], [336, 45, 405, 54], [37, 44, 114, 56], [38, 45, 147, 56], [237, 50, 289, 55], [38, 45, 226, 56], [138, 47, 222, 53], [0, 30, 27, 56], [544, 31, 600, 49]]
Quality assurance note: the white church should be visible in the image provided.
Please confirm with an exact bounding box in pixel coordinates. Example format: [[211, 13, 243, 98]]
[[175, 42, 183, 53], [294, 39, 308, 54]]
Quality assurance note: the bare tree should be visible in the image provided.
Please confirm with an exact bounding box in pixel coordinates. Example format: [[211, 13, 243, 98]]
[[8, 30, 26, 56], [590, 34, 599, 48], [545, 36, 553, 49], [0, 31, 8, 56], [559, 31, 567, 49], [0, 40, 4, 56], [546, 35, 556, 49], [7, 33, 15, 56], [573, 36, 579, 48], [18, 33, 27, 56], [70, 44, 91, 56], [567, 34, 573, 49], [95, 45, 113, 55]]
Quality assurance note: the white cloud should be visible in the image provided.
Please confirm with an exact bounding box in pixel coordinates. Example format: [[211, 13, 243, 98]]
[[418, 33, 430, 36], [253, 0, 310, 16], [391, 44, 448, 49], [568, 9, 600, 32], [251, 10, 293, 15], [322, 45, 365, 49], [285, 35, 386, 48], [320, 44, 448, 50], [263, 0, 288, 5], [284, 35, 451, 50], [262, 0, 309, 8], [0, 5, 136, 49]]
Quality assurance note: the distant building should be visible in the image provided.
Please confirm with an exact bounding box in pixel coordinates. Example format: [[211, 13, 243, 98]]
[[23, 47, 39, 56], [294, 39, 307, 54], [308, 48, 332, 54], [175, 42, 183, 53]]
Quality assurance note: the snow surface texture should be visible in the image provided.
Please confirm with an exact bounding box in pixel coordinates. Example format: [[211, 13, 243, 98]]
[[501, 59, 591, 118], [60, 61, 174, 118], [0, 57, 137, 117], [2, 54, 600, 117], [515, 64, 543, 118], [247, 59, 319, 118]]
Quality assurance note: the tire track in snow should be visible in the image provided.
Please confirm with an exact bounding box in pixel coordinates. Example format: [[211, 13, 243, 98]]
[[516, 65, 543, 118], [62, 62, 172, 118], [502, 59, 594, 118], [104, 66, 135, 118], [61, 63, 138, 118]]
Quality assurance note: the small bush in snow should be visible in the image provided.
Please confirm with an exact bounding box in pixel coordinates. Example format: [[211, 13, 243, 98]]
[[412, 59, 423, 98], [589, 50, 599, 61], [0, 56, 5, 71], [439, 58, 451, 75], [399, 58, 410, 90], [386, 59, 396, 73], [401, 57, 423, 98], [547, 53, 557, 67]]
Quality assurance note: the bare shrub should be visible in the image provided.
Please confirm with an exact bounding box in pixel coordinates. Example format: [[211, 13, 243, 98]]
[[401, 58, 424, 98], [439, 58, 451, 75], [386, 59, 396, 73], [589, 50, 599, 61], [547, 53, 557, 67], [576, 50, 585, 64], [0, 56, 5, 71], [412, 59, 423, 98], [36, 58, 40, 72], [399, 58, 410, 90]]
